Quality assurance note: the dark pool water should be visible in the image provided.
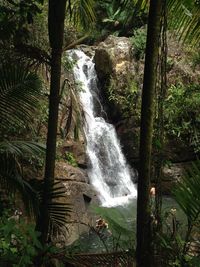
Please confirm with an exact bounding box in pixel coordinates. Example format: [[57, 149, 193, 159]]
[[68, 197, 186, 253]]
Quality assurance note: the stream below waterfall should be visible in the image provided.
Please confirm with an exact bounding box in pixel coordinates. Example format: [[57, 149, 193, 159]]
[[69, 50, 137, 207]]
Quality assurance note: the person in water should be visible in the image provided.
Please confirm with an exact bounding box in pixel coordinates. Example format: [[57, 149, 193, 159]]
[[96, 217, 108, 230], [150, 187, 156, 196]]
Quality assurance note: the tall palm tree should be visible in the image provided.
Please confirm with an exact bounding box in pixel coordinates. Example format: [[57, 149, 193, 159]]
[[136, 1, 162, 267], [36, 0, 96, 245], [136, 1, 199, 266], [35, 0, 68, 245]]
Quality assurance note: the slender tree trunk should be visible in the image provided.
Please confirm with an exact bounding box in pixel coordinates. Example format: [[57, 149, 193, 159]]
[[36, 0, 67, 244], [136, 1, 162, 267]]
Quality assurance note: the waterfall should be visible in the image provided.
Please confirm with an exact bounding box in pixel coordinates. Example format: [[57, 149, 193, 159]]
[[69, 50, 137, 207]]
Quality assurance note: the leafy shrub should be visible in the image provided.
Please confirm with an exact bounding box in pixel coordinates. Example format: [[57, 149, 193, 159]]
[[130, 26, 147, 60], [164, 83, 200, 152], [0, 214, 41, 267], [65, 152, 78, 167], [157, 162, 200, 266], [191, 50, 200, 68], [108, 76, 140, 119]]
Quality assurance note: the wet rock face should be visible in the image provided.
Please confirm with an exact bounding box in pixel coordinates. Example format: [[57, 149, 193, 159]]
[[55, 161, 99, 246], [62, 181, 99, 246], [55, 161, 88, 183], [94, 36, 133, 91]]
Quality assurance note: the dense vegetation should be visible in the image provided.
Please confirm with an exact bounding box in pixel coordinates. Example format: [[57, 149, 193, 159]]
[[0, 0, 200, 267]]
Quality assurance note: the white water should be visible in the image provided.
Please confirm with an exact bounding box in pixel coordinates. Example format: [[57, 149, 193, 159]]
[[70, 50, 137, 207]]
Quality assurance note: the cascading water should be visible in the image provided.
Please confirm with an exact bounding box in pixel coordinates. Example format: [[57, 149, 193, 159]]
[[69, 50, 137, 207]]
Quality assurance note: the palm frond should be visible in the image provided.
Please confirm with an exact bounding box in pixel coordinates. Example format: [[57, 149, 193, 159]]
[[0, 140, 45, 156], [0, 153, 40, 216], [168, 0, 200, 46], [0, 140, 45, 216], [0, 63, 42, 132], [60, 76, 85, 139], [46, 180, 72, 237], [173, 161, 200, 223], [68, 0, 96, 30]]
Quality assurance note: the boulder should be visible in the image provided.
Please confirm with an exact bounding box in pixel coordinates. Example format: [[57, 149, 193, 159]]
[[94, 36, 140, 127], [161, 163, 185, 195], [55, 161, 88, 183], [94, 36, 133, 90], [62, 181, 99, 245], [54, 161, 99, 246], [163, 163, 184, 182]]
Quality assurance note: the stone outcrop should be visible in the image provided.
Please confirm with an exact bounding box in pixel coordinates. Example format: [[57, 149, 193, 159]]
[[94, 36, 137, 121], [94, 35, 133, 83], [162, 163, 184, 194], [55, 161, 99, 246]]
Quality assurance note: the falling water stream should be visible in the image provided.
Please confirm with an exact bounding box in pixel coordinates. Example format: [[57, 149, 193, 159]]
[[70, 50, 137, 207]]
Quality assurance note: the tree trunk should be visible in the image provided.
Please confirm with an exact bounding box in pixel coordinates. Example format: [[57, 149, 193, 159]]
[[36, 0, 67, 244], [136, 1, 162, 267]]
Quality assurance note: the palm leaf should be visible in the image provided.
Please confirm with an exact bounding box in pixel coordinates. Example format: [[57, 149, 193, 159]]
[[0, 140, 45, 156], [60, 75, 85, 139], [133, 0, 200, 46], [168, 0, 200, 46], [0, 140, 45, 216], [67, 0, 96, 29], [0, 63, 42, 133], [0, 153, 40, 216], [173, 161, 200, 223], [40, 180, 72, 237]]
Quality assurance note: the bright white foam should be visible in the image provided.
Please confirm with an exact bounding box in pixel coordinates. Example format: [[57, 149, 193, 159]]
[[69, 50, 137, 207]]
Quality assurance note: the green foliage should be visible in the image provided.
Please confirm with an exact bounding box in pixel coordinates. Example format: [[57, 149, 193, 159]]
[[173, 161, 200, 225], [63, 55, 76, 72], [93, 0, 148, 39], [168, 0, 200, 46], [0, 214, 42, 267], [0, 63, 42, 136], [0, 211, 67, 267], [130, 26, 147, 60], [108, 76, 140, 118], [27, 2, 49, 52], [165, 83, 200, 152], [157, 208, 199, 267], [46, 181, 72, 236], [99, 0, 129, 36], [0, 61, 46, 215], [166, 56, 175, 72], [65, 152, 78, 167], [158, 209, 185, 266], [59, 66, 84, 140], [0, 0, 44, 42], [191, 50, 200, 68], [157, 162, 200, 266], [0, 141, 45, 216], [67, 0, 96, 30]]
